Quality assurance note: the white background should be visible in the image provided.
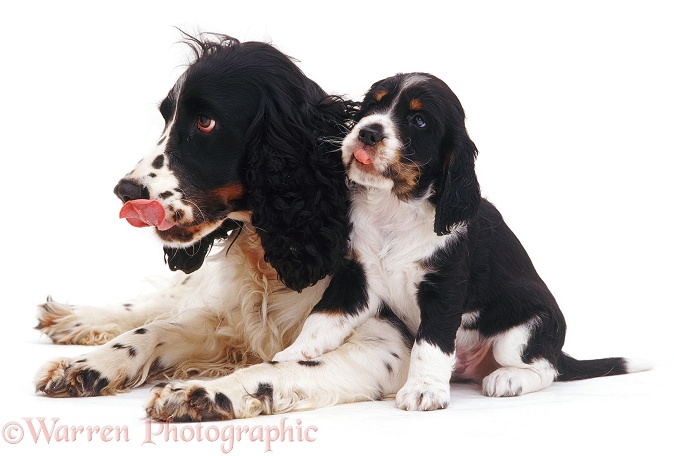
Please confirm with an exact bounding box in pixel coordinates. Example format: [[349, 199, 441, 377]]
[[0, 1, 671, 454]]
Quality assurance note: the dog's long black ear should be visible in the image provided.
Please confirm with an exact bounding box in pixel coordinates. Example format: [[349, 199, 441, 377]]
[[434, 121, 481, 236], [163, 219, 241, 274], [244, 86, 352, 292], [164, 242, 212, 274]]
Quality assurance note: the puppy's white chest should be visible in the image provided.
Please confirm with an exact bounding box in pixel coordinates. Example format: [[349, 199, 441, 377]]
[[350, 190, 451, 327]]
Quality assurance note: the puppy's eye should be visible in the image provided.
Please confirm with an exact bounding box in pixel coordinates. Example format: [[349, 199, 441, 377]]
[[412, 114, 427, 128], [196, 115, 216, 133]]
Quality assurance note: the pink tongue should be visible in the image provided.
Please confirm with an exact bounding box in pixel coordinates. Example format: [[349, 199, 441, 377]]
[[119, 199, 175, 231], [353, 148, 373, 165]]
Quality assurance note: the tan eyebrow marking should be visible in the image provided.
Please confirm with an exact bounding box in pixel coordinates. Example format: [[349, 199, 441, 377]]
[[410, 98, 423, 111], [374, 90, 387, 102]]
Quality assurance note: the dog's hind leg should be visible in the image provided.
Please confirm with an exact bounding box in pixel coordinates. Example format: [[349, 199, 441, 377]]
[[36, 272, 194, 345], [481, 317, 558, 397]]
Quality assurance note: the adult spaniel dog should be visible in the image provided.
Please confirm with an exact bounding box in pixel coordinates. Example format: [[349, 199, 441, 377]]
[[35, 34, 413, 421]]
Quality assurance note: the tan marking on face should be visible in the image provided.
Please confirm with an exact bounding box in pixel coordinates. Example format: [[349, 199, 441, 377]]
[[374, 90, 387, 102], [410, 98, 423, 111], [385, 158, 420, 201], [211, 183, 245, 204]]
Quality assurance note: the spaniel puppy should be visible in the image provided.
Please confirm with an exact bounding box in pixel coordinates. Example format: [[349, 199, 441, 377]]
[[34, 35, 414, 421], [274, 72, 645, 411]]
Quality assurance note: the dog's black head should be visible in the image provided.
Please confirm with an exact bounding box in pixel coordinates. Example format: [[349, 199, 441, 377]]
[[114, 33, 352, 291], [342, 72, 480, 234]]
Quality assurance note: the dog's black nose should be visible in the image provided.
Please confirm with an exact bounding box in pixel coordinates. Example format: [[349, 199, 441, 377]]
[[358, 124, 385, 146], [114, 178, 149, 202]]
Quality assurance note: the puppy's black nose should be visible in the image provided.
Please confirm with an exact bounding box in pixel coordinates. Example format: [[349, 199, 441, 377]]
[[114, 178, 149, 202], [358, 124, 385, 146]]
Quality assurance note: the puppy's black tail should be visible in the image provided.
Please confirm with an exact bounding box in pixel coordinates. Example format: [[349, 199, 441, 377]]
[[555, 353, 650, 381]]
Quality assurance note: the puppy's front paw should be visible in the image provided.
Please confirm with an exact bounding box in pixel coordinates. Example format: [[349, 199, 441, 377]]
[[395, 377, 450, 411], [273, 313, 348, 362], [272, 345, 319, 363]]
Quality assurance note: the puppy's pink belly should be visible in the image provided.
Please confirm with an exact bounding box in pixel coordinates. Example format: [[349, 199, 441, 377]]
[[454, 344, 499, 381]]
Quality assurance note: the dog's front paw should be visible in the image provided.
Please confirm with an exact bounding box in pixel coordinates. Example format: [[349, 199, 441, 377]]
[[395, 377, 450, 411], [272, 329, 341, 363], [146, 378, 274, 422], [36, 298, 120, 345], [273, 313, 349, 362], [272, 345, 320, 363], [146, 381, 236, 422], [35, 358, 114, 397]]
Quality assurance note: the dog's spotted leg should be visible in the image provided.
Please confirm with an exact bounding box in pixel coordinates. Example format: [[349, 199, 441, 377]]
[[146, 315, 412, 421], [36, 273, 193, 345], [35, 308, 236, 397], [35, 329, 160, 397], [36, 297, 160, 345]]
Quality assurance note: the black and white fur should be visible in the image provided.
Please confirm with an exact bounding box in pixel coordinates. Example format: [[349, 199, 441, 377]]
[[275, 72, 647, 411], [34, 34, 414, 421], [34, 41, 643, 420]]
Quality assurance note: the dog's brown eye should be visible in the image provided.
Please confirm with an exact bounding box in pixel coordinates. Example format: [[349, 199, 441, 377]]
[[197, 115, 216, 133]]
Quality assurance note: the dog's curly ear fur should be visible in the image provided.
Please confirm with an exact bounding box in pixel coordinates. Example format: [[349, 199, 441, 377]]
[[244, 83, 352, 292], [434, 111, 481, 236]]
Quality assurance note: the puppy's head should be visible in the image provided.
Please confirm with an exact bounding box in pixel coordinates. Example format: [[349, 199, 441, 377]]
[[114, 34, 352, 289], [342, 73, 480, 234]]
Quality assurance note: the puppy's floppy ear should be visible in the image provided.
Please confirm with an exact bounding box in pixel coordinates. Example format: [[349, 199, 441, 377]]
[[244, 90, 352, 292], [434, 123, 481, 235]]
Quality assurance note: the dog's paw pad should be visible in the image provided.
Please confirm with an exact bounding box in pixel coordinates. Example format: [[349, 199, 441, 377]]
[[35, 358, 112, 397], [482, 367, 528, 397], [395, 377, 450, 411], [146, 382, 236, 422]]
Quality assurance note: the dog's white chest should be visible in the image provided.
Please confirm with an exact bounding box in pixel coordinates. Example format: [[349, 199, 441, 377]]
[[350, 190, 453, 328]]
